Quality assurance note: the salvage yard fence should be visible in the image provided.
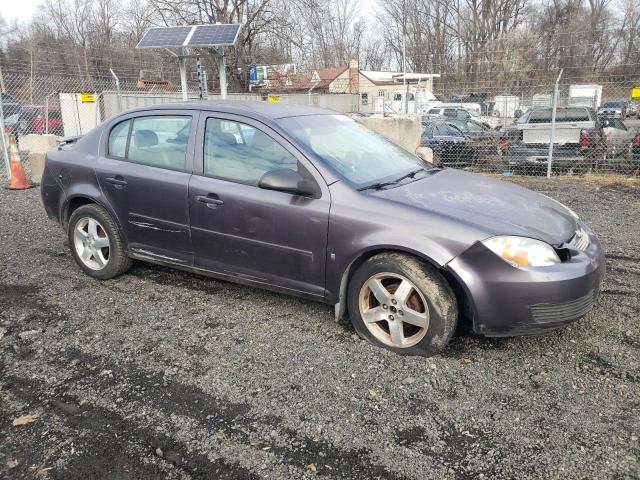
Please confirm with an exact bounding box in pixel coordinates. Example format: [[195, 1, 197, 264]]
[[1, 68, 639, 184]]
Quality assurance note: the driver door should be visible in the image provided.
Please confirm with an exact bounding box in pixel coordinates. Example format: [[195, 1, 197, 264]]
[[188, 114, 331, 298]]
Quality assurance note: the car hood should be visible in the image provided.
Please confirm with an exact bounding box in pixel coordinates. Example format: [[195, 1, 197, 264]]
[[371, 168, 577, 246]]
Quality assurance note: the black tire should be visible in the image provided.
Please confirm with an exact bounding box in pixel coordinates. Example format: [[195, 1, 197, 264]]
[[67, 203, 132, 280], [347, 253, 458, 356]]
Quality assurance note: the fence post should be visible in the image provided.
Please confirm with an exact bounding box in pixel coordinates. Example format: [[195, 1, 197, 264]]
[[0, 93, 10, 181], [110, 68, 122, 113], [547, 69, 563, 178]]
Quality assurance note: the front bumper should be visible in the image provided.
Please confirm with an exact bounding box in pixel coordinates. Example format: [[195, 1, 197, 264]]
[[445, 223, 605, 336]]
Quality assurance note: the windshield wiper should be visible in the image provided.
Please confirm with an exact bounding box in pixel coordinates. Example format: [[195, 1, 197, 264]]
[[358, 168, 425, 191]]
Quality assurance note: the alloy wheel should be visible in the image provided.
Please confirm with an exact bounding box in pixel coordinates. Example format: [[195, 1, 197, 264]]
[[358, 272, 430, 348], [73, 217, 110, 270]]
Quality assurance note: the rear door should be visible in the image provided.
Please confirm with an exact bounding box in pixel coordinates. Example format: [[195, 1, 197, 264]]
[[188, 113, 330, 298], [95, 109, 198, 265]]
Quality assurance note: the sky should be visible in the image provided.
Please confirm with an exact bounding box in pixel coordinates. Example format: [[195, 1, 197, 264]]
[[2, 0, 377, 24], [2, 0, 41, 22]]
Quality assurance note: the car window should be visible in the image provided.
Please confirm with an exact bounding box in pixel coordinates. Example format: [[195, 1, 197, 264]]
[[279, 114, 427, 188], [457, 120, 485, 132], [127, 116, 191, 170], [561, 108, 590, 122], [528, 109, 552, 123], [443, 108, 458, 118], [204, 118, 298, 186], [455, 110, 471, 119], [428, 108, 441, 114], [108, 120, 131, 158], [435, 123, 463, 136]]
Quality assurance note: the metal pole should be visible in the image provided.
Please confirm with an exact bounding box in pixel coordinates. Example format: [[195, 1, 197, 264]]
[[218, 47, 227, 100], [45, 96, 49, 134], [196, 56, 204, 100], [402, 33, 407, 114], [202, 70, 209, 100], [179, 52, 188, 101], [0, 93, 11, 181], [110, 68, 122, 113], [547, 69, 563, 178]]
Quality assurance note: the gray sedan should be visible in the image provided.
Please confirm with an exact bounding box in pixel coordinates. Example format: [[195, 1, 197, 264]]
[[41, 102, 604, 356]]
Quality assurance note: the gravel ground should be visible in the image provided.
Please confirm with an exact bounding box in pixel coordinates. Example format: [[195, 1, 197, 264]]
[[0, 176, 639, 480]]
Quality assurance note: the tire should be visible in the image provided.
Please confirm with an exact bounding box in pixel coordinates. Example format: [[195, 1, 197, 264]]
[[347, 253, 458, 356], [67, 203, 132, 280]]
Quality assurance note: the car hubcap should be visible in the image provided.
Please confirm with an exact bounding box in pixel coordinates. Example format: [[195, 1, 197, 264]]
[[358, 272, 430, 348], [73, 217, 110, 270]]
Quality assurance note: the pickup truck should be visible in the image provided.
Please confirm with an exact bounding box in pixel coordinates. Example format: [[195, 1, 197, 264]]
[[501, 107, 603, 173]]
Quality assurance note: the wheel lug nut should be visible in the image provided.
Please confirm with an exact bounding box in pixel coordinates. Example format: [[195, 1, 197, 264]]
[[398, 310, 403, 316], [389, 315, 394, 321], [391, 299, 397, 305], [382, 304, 388, 309]]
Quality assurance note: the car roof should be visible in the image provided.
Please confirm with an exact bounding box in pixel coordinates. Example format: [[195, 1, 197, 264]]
[[116, 100, 337, 120]]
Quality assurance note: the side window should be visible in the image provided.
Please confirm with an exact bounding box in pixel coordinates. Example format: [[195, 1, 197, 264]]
[[108, 120, 131, 158], [443, 109, 457, 118], [361, 93, 369, 106], [127, 116, 191, 170], [204, 118, 298, 186]]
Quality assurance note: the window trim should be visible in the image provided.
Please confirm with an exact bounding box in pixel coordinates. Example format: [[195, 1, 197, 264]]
[[194, 112, 327, 199], [102, 110, 199, 173], [106, 118, 132, 160]]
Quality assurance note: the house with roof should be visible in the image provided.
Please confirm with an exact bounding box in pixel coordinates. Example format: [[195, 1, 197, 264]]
[[263, 60, 440, 108]]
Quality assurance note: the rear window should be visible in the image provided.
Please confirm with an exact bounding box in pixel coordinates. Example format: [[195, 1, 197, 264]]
[[528, 109, 552, 123], [561, 108, 590, 122], [527, 108, 590, 123], [428, 108, 441, 114]]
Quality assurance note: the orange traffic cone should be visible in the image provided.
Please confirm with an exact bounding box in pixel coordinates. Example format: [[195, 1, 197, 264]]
[[5, 134, 33, 190]]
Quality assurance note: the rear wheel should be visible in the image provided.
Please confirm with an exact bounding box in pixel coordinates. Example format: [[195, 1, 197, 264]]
[[67, 204, 131, 279], [347, 253, 458, 356]]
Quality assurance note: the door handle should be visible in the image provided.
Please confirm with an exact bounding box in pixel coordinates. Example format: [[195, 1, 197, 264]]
[[106, 176, 128, 186], [196, 194, 224, 208]]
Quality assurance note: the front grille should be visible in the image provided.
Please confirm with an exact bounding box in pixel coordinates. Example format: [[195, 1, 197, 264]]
[[569, 227, 590, 251], [530, 290, 595, 323]]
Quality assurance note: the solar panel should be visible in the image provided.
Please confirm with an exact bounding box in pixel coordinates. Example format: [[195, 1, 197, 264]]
[[187, 24, 241, 47], [136, 26, 194, 48]]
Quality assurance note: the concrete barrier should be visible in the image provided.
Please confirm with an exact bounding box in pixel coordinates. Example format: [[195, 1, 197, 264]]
[[19, 134, 58, 183], [350, 114, 422, 152]]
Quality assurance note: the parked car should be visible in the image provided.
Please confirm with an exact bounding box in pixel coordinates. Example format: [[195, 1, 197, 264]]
[[502, 106, 603, 173], [424, 106, 502, 129], [41, 102, 604, 356], [419, 120, 477, 168], [3, 113, 20, 136], [18, 104, 64, 137], [626, 101, 638, 118], [597, 100, 627, 119], [599, 117, 640, 172], [0, 92, 22, 117]]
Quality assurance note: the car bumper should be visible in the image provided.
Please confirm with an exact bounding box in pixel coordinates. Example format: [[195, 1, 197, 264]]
[[445, 223, 605, 336], [504, 148, 586, 169]]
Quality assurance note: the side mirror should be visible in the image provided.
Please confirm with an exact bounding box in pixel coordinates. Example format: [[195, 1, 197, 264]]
[[258, 169, 316, 197]]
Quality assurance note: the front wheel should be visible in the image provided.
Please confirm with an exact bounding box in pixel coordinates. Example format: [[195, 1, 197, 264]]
[[67, 204, 132, 279], [347, 253, 458, 356]]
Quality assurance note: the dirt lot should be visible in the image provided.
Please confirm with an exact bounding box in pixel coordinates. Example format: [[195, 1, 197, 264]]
[[1, 176, 639, 479]]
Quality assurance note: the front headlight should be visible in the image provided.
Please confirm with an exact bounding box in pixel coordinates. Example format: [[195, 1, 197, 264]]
[[483, 236, 560, 267]]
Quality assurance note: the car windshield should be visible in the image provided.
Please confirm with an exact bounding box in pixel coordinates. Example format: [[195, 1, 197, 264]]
[[467, 110, 480, 117], [449, 120, 486, 132], [603, 101, 624, 108], [278, 114, 429, 188]]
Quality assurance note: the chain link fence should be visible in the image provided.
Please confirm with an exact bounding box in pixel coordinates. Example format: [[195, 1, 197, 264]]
[[1, 67, 639, 184]]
